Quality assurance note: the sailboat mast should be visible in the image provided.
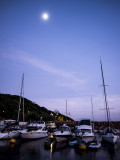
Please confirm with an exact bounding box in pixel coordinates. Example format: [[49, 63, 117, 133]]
[[91, 97, 94, 122], [66, 99, 67, 121], [22, 74, 24, 122], [17, 73, 24, 123], [100, 60, 110, 125]]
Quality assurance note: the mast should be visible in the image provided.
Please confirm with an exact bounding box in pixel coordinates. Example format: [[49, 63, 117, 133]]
[[100, 60, 110, 126], [22, 74, 24, 122], [17, 73, 24, 123], [66, 99, 67, 121], [91, 97, 94, 122]]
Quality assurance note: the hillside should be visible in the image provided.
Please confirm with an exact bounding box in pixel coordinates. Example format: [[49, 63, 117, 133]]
[[0, 94, 73, 122]]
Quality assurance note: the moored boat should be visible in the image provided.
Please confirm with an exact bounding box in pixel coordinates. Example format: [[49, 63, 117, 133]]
[[102, 133, 118, 144], [20, 121, 48, 139], [102, 128, 118, 144], [0, 130, 19, 139], [54, 124, 72, 142], [76, 119, 95, 142], [100, 60, 118, 144]]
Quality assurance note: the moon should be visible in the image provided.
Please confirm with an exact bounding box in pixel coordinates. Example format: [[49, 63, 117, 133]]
[[41, 12, 49, 21]]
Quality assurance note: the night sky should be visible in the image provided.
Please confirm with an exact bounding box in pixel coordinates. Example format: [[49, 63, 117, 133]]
[[0, 0, 120, 121]]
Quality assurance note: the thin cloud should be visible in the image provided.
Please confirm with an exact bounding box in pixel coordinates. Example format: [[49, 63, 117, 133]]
[[12, 52, 86, 88]]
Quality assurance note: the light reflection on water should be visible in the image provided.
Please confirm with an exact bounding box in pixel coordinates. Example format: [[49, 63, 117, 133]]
[[0, 137, 120, 160]]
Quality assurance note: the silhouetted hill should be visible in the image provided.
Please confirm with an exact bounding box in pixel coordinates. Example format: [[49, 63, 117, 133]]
[[0, 93, 73, 122]]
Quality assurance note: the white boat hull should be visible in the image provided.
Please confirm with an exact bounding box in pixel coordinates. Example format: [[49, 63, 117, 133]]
[[55, 136, 68, 142], [77, 132, 95, 142], [54, 131, 71, 142], [76, 123, 95, 142], [54, 124, 72, 142], [20, 130, 48, 139], [0, 131, 19, 139], [82, 135, 95, 142], [102, 133, 118, 144]]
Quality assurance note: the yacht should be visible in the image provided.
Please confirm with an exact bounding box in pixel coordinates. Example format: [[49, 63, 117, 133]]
[[54, 124, 72, 142], [76, 119, 95, 142], [20, 121, 48, 139]]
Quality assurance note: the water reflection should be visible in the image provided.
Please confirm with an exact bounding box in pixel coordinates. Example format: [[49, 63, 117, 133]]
[[0, 140, 9, 153], [102, 142, 118, 160], [46, 140, 69, 160], [20, 139, 43, 158], [0, 139, 20, 155], [0, 137, 120, 160], [50, 142, 53, 160], [0, 140, 9, 147], [54, 142, 68, 150]]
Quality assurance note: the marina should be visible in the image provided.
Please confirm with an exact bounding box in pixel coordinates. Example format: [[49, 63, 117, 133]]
[[0, 1, 120, 159], [0, 119, 120, 160], [0, 60, 120, 160], [0, 134, 120, 160]]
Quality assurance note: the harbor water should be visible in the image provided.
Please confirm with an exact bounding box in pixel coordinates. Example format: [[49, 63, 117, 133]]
[[0, 136, 120, 160]]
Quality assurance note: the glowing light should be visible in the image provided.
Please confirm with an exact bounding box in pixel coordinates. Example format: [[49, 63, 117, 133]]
[[50, 143, 53, 153], [49, 133, 53, 138], [41, 12, 49, 21]]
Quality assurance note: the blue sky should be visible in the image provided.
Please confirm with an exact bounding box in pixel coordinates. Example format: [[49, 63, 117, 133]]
[[0, 0, 120, 121]]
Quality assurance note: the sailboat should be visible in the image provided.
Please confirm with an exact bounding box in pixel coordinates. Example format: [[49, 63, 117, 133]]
[[18, 75, 48, 139], [0, 74, 25, 140], [100, 60, 118, 144]]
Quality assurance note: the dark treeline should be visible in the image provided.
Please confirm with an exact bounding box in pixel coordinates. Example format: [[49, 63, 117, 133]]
[[0, 94, 73, 122], [1, 94, 119, 129]]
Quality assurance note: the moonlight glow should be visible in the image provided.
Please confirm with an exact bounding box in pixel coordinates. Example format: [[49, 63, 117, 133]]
[[41, 12, 49, 21]]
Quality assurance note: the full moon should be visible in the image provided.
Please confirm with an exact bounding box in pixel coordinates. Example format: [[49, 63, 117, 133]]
[[41, 12, 49, 21]]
